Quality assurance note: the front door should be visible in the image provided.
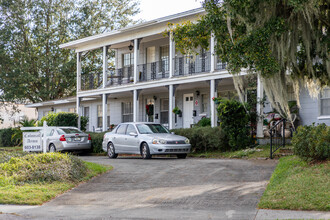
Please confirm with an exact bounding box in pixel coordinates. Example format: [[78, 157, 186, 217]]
[[183, 93, 194, 128]]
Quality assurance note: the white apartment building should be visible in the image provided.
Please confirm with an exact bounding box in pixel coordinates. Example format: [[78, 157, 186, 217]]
[[26, 8, 330, 134]]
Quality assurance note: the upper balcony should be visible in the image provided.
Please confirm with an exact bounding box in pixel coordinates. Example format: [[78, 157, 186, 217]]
[[79, 37, 227, 91]]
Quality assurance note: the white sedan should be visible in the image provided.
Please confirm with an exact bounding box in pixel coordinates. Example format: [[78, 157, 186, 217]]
[[102, 122, 191, 159]]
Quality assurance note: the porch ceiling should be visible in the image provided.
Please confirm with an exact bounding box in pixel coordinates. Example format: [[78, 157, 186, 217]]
[[110, 34, 166, 49]]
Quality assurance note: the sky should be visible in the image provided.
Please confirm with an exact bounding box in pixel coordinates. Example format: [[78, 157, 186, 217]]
[[135, 0, 203, 21]]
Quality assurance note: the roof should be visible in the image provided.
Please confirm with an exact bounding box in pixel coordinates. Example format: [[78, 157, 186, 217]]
[[59, 7, 205, 50], [25, 96, 77, 108]]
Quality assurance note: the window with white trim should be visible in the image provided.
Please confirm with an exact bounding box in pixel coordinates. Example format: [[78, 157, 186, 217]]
[[160, 98, 169, 124], [97, 105, 102, 128], [201, 94, 208, 113], [123, 53, 134, 67], [122, 102, 133, 122], [320, 88, 330, 116]]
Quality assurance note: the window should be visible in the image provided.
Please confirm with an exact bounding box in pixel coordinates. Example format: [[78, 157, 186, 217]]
[[160, 98, 169, 124], [287, 85, 296, 101], [160, 45, 169, 72], [122, 102, 133, 122], [97, 105, 102, 128], [320, 88, 330, 116], [116, 124, 127, 134], [126, 124, 136, 135], [136, 124, 169, 134], [201, 94, 208, 113], [218, 90, 239, 100], [123, 53, 134, 67], [84, 107, 89, 130], [69, 108, 76, 113], [146, 47, 156, 63]]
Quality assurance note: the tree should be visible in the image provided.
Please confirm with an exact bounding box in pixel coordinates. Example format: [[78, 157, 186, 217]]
[[168, 0, 329, 119], [0, 0, 140, 103]]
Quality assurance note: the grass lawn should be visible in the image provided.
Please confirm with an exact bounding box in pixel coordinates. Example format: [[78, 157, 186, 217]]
[[258, 156, 329, 211], [189, 145, 274, 159], [0, 161, 112, 205]]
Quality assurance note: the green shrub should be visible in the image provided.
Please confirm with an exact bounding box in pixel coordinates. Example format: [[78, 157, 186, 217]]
[[214, 98, 254, 150], [171, 127, 228, 153], [292, 124, 330, 162], [0, 153, 87, 185], [89, 132, 106, 153], [196, 117, 211, 127], [38, 112, 88, 131], [0, 128, 17, 147]]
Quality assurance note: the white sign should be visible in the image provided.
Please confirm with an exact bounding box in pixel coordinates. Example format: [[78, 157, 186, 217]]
[[23, 132, 42, 152]]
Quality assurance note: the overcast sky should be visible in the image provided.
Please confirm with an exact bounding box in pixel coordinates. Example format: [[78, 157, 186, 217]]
[[135, 0, 203, 21]]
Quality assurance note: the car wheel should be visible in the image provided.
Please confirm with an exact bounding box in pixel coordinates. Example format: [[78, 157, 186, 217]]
[[107, 142, 118, 159], [177, 154, 187, 159], [141, 143, 152, 159], [49, 144, 56, 153]]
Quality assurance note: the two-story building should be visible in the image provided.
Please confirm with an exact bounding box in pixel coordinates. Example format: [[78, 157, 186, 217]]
[[26, 7, 330, 135]]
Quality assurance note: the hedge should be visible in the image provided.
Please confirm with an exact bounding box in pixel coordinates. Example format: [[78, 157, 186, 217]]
[[88, 132, 106, 153], [38, 112, 88, 131], [171, 126, 229, 153], [0, 128, 17, 147], [292, 123, 329, 162]]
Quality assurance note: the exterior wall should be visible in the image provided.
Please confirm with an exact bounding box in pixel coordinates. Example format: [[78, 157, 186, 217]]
[[0, 103, 37, 129], [299, 88, 330, 126]]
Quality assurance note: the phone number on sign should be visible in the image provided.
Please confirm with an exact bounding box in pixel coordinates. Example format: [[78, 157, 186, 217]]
[[24, 145, 41, 150]]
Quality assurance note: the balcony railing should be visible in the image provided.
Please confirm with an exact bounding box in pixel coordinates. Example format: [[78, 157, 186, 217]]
[[215, 57, 227, 70], [173, 52, 211, 77], [81, 72, 103, 91], [138, 61, 169, 82], [106, 66, 134, 87]]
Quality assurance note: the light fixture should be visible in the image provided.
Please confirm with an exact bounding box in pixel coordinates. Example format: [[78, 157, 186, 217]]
[[196, 90, 200, 96], [128, 43, 133, 51], [153, 96, 157, 101], [51, 107, 54, 112]]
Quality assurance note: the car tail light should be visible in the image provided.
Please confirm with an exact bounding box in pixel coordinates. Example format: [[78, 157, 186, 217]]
[[88, 134, 91, 141], [59, 135, 66, 141]]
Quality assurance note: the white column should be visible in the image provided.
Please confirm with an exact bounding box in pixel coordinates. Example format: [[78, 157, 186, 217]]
[[102, 46, 108, 88], [77, 97, 81, 129], [169, 85, 174, 129], [77, 52, 81, 92], [133, 89, 138, 122], [169, 32, 174, 78], [133, 39, 138, 84], [210, 79, 216, 127], [257, 75, 264, 138], [102, 94, 107, 131], [210, 32, 215, 73]]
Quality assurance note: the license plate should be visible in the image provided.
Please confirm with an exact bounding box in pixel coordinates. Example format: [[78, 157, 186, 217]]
[[74, 137, 81, 141]]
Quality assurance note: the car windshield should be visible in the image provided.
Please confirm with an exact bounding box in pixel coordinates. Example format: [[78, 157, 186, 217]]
[[59, 128, 83, 134], [136, 124, 169, 134]]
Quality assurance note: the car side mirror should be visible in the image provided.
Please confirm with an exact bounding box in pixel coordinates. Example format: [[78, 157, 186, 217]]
[[129, 132, 138, 137], [171, 132, 175, 135]]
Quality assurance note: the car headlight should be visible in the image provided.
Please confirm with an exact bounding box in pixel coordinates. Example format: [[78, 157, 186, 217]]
[[185, 138, 190, 144], [152, 139, 166, 144]]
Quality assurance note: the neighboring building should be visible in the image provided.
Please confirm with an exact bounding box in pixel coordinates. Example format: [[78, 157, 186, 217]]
[[26, 8, 330, 134], [0, 102, 37, 129]]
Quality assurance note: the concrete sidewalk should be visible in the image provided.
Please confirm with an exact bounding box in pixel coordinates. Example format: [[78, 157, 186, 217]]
[[0, 205, 329, 220], [255, 209, 330, 219]]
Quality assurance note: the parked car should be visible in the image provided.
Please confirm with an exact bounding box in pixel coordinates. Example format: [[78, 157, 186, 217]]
[[102, 122, 191, 159], [44, 127, 92, 152]]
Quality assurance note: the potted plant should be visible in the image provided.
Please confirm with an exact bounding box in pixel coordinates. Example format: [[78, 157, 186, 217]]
[[172, 106, 182, 117]]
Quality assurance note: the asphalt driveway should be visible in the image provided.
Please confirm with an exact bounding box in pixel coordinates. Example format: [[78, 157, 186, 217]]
[[0, 156, 277, 220]]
